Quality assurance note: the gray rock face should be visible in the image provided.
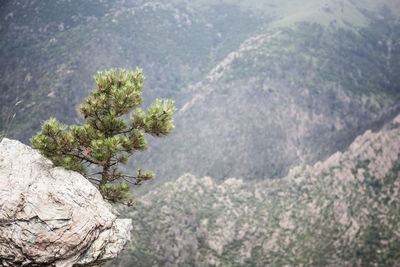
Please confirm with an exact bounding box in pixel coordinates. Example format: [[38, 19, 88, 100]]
[[0, 138, 132, 267]]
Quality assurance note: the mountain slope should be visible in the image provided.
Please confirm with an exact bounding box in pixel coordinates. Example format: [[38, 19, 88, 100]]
[[131, 1, 400, 185], [1, 0, 400, 187], [2, 2, 400, 266], [114, 113, 400, 266], [0, 1, 260, 141]]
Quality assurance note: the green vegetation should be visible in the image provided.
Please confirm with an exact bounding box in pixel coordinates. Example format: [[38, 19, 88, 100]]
[[111, 118, 400, 266], [0, 2, 260, 143], [138, 7, 400, 183], [2, 1, 400, 264], [30, 69, 175, 205], [1, 0, 399, 184]]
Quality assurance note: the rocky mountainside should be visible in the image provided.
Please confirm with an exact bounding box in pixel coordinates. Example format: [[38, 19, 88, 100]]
[[0, 138, 131, 266], [1, 0, 400, 189], [131, 0, 400, 185], [0, 0, 260, 141], [2, 1, 400, 266], [113, 113, 400, 266]]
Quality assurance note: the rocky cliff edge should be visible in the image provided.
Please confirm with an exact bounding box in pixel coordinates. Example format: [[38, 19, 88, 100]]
[[0, 138, 132, 266]]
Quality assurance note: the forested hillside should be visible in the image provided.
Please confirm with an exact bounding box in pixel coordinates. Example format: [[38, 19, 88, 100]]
[[0, 0, 260, 142], [114, 113, 400, 266], [1, 0, 399, 185], [1, 1, 400, 265]]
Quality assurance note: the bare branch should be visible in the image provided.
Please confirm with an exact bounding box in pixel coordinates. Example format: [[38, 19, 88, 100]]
[[88, 172, 103, 176], [88, 177, 101, 183]]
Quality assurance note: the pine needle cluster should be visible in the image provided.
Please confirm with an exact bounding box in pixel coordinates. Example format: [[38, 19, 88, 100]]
[[30, 68, 176, 206]]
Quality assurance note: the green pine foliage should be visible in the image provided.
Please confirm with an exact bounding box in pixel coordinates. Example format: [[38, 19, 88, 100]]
[[30, 68, 176, 206]]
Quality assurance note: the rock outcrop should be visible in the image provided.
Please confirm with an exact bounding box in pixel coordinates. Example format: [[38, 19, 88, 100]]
[[0, 138, 132, 267]]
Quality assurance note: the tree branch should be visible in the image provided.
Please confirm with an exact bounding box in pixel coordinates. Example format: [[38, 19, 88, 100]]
[[88, 177, 101, 183], [121, 176, 138, 185], [88, 171, 103, 176]]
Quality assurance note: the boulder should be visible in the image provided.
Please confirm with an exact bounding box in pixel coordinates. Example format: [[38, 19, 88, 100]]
[[0, 138, 132, 266]]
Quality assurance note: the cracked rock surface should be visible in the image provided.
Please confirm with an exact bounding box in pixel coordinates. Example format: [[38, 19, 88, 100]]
[[0, 138, 132, 267]]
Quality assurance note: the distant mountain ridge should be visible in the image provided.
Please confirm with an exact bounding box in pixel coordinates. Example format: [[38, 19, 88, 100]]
[[1, 0, 400, 185], [0, 0, 260, 141], [130, 0, 400, 185], [114, 113, 400, 266], [2, 1, 400, 266]]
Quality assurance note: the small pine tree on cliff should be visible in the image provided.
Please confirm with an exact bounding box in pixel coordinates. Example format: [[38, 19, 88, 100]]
[[31, 68, 176, 206]]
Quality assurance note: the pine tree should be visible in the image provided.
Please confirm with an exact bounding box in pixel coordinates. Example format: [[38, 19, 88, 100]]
[[30, 68, 176, 206]]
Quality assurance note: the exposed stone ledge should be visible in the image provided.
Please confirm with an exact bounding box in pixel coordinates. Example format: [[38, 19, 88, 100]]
[[0, 138, 132, 267]]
